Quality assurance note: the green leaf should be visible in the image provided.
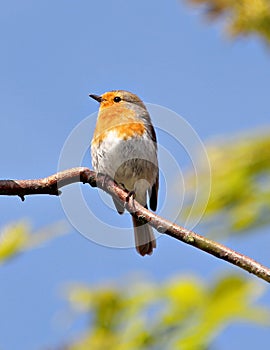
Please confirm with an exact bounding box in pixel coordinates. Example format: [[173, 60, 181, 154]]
[[181, 132, 270, 237], [63, 274, 269, 350], [186, 0, 270, 44], [0, 222, 30, 262]]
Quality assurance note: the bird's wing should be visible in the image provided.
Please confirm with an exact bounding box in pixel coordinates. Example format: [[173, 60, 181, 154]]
[[149, 171, 159, 211]]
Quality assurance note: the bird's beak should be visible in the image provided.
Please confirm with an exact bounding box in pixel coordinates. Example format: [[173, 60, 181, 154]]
[[89, 94, 104, 103]]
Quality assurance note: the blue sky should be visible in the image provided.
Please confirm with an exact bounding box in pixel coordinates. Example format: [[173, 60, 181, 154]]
[[0, 0, 270, 349]]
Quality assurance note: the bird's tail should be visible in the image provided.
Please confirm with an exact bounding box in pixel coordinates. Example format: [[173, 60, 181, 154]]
[[132, 216, 156, 256]]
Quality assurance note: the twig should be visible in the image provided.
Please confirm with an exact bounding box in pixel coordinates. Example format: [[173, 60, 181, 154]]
[[0, 168, 96, 200], [0, 167, 269, 283]]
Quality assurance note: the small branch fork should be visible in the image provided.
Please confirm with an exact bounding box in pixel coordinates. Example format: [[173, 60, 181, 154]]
[[1, 167, 270, 283]]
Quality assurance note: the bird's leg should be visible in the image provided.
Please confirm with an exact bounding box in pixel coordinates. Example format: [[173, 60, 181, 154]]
[[126, 190, 136, 202], [125, 190, 136, 213], [118, 182, 128, 191]]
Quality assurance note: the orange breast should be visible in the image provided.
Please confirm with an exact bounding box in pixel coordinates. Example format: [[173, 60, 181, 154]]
[[92, 104, 146, 146], [115, 122, 145, 140]]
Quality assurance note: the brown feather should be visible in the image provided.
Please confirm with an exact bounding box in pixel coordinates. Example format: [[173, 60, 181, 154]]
[[132, 216, 156, 256]]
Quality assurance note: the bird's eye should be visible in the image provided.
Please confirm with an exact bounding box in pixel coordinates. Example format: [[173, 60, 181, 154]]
[[113, 96, 121, 103]]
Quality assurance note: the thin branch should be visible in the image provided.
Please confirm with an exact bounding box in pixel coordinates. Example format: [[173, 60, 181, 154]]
[[1, 167, 270, 283], [0, 168, 96, 200]]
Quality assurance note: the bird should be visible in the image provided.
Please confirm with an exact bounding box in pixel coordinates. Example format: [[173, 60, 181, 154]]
[[90, 90, 159, 256]]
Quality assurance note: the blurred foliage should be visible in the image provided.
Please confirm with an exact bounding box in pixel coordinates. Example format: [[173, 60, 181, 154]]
[[57, 274, 268, 350], [186, 0, 270, 43], [0, 221, 68, 263], [0, 222, 30, 262], [183, 131, 270, 236]]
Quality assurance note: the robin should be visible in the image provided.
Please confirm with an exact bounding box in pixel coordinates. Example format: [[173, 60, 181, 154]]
[[90, 90, 159, 256]]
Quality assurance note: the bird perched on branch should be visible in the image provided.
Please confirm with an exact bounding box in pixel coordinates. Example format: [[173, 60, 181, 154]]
[[90, 90, 159, 256]]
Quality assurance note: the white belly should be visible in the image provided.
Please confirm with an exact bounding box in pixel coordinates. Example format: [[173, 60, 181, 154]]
[[91, 130, 158, 200]]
